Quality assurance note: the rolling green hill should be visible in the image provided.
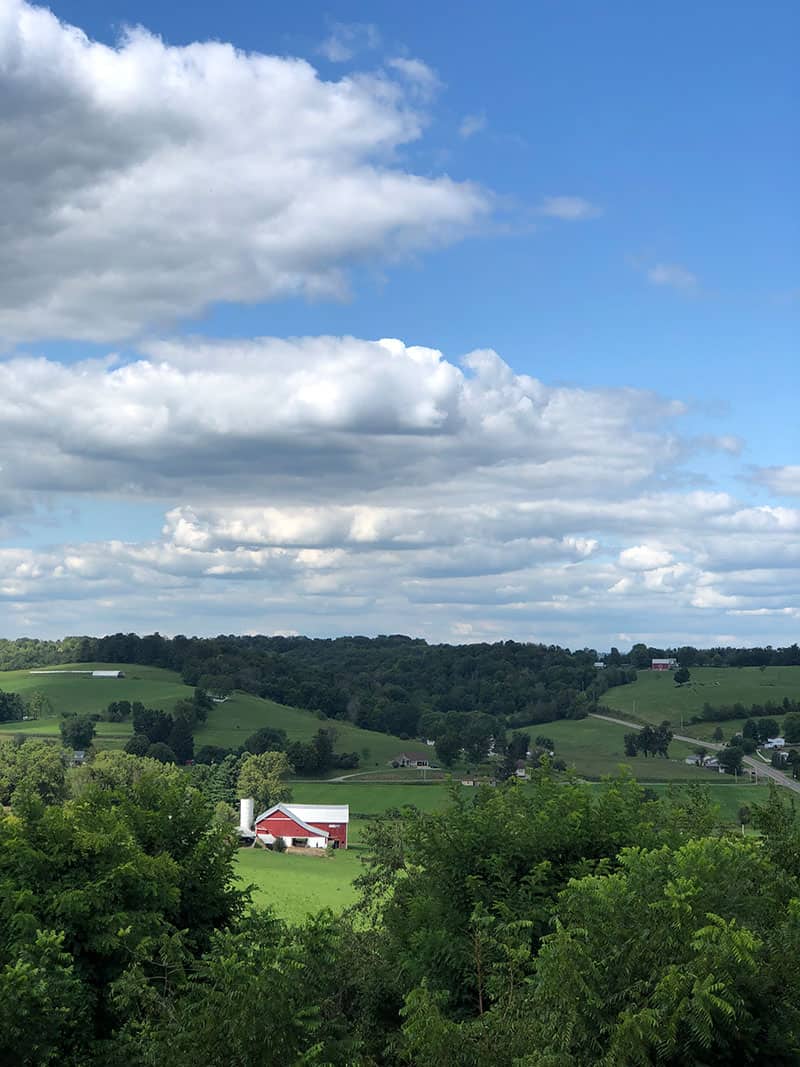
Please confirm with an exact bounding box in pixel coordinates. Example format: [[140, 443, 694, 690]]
[[535, 717, 724, 781], [603, 666, 800, 733], [0, 662, 413, 767]]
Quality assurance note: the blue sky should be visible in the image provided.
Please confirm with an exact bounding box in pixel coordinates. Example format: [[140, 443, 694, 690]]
[[0, 0, 797, 647]]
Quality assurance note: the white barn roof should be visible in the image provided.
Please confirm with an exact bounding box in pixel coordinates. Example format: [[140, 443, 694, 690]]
[[284, 803, 349, 824], [254, 802, 349, 826]]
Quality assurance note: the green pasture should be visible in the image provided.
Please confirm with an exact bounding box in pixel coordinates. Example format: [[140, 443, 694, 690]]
[[0, 663, 193, 711], [0, 663, 412, 768], [292, 780, 451, 813], [540, 717, 724, 781], [604, 666, 800, 729], [235, 846, 362, 921], [193, 692, 408, 768]]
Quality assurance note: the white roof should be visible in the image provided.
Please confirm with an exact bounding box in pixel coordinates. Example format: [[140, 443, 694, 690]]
[[286, 803, 349, 824]]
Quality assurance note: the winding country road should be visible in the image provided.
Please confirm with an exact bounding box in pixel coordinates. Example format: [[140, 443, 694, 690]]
[[590, 712, 800, 796]]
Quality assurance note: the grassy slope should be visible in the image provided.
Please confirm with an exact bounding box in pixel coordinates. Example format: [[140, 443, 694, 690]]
[[0, 662, 412, 766], [193, 693, 409, 768], [540, 717, 725, 780], [603, 666, 800, 736]]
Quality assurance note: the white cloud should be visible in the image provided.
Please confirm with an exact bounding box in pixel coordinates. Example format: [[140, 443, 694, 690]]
[[458, 112, 487, 139], [647, 263, 698, 290], [754, 466, 800, 497], [317, 22, 381, 63], [0, 1, 488, 343], [0, 333, 798, 645], [386, 57, 442, 98], [618, 545, 674, 571], [537, 196, 600, 220], [0, 337, 684, 498]]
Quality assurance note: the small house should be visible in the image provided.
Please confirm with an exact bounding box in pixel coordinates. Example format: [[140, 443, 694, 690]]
[[763, 737, 786, 749], [394, 752, 430, 768]]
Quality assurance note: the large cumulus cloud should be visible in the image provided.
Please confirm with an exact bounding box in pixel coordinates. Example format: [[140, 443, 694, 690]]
[[0, 0, 488, 342], [1, 336, 799, 645]]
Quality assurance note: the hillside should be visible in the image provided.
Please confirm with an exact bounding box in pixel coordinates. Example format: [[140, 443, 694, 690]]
[[603, 665, 800, 737], [0, 662, 413, 767]]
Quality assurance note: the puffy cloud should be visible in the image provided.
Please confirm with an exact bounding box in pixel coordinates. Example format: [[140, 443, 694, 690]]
[[0, 333, 797, 645], [0, 337, 684, 498], [618, 545, 674, 571], [0, 1, 488, 342]]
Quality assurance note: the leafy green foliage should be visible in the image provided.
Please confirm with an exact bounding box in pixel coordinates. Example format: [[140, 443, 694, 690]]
[[521, 837, 800, 1065], [0, 688, 28, 723], [236, 750, 292, 811], [0, 738, 67, 806], [59, 712, 96, 749]]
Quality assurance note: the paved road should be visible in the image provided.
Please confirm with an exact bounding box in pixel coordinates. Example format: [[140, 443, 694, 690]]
[[590, 712, 800, 796]]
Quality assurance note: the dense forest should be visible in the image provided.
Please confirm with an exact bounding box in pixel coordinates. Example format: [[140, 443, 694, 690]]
[[3, 744, 800, 1065], [5, 633, 800, 738], [0, 634, 639, 734]]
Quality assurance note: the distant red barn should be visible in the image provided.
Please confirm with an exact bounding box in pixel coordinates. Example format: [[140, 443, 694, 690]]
[[651, 658, 678, 671], [254, 803, 349, 849]]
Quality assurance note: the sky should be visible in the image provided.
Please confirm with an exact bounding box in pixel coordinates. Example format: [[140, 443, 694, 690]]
[[0, 0, 798, 649]]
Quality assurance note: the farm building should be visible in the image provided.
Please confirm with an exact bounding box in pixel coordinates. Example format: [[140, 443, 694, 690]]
[[244, 799, 350, 849], [651, 658, 678, 671], [393, 752, 430, 767], [28, 669, 125, 678], [763, 737, 786, 749]]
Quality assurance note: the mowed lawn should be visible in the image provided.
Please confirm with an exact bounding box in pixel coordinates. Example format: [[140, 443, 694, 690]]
[[604, 667, 800, 732], [540, 718, 725, 781]]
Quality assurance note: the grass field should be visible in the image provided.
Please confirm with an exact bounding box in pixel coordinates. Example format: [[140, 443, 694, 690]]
[[193, 692, 409, 768], [540, 717, 725, 781], [292, 780, 451, 813], [235, 846, 362, 921], [604, 667, 800, 732], [0, 662, 412, 768]]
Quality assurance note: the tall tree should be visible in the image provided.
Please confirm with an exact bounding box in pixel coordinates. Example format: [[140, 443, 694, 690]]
[[236, 751, 292, 812], [59, 713, 96, 749]]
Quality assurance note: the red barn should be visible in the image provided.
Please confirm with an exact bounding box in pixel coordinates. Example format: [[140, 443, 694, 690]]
[[254, 803, 349, 849]]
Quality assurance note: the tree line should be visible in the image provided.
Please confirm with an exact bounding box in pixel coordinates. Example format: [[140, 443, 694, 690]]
[[697, 696, 800, 725], [0, 632, 639, 735]]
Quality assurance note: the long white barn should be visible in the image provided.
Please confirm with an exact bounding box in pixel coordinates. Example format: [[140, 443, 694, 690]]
[[29, 670, 125, 678]]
